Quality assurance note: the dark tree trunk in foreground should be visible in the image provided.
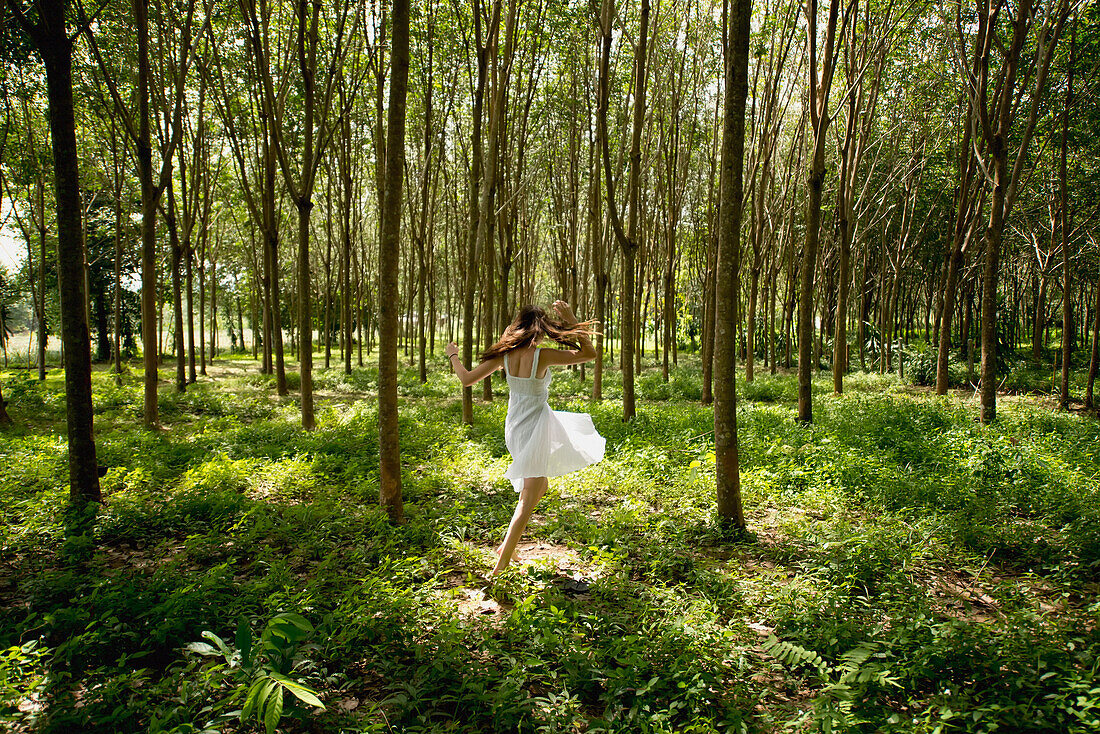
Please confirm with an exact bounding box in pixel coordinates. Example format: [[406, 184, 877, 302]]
[[11, 0, 101, 503], [378, 0, 410, 524], [714, 0, 750, 529]]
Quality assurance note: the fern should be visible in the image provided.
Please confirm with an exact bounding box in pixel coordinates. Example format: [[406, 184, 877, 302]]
[[763, 635, 900, 732], [763, 635, 827, 676]]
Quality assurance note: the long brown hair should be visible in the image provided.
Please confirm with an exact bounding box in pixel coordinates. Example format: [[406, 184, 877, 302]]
[[481, 305, 596, 361]]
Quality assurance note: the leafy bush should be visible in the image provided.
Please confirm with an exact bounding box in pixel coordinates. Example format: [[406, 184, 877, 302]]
[[901, 340, 965, 388]]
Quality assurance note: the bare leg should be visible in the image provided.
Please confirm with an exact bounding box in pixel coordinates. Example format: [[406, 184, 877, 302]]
[[492, 476, 548, 575]]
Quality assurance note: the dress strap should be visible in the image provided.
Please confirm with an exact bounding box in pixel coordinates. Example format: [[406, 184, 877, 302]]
[[531, 347, 541, 378], [503, 351, 510, 377]]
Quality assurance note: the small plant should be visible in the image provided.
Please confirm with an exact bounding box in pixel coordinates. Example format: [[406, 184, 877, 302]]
[[0, 640, 48, 728], [186, 612, 325, 734], [763, 634, 899, 733]]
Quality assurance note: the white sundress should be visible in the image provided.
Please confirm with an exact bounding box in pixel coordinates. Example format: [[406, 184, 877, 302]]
[[502, 347, 606, 493]]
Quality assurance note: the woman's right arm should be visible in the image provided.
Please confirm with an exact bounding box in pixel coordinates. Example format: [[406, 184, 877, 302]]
[[543, 301, 597, 366]]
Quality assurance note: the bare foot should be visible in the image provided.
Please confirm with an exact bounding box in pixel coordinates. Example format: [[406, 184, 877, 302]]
[[494, 545, 524, 564]]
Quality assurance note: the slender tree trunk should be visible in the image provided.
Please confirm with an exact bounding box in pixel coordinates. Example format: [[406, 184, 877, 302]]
[[714, 0, 750, 529], [598, 0, 650, 422], [36, 219, 46, 378], [979, 145, 1007, 423], [462, 0, 492, 425], [113, 172, 123, 382], [701, 95, 720, 404], [185, 232, 196, 383], [1033, 272, 1048, 362], [265, 125, 287, 395], [1086, 278, 1099, 409], [198, 247, 207, 375], [0, 377, 9, 425], [378, 0, 409, 524], [136, 0, 158, 425], [32, 0, 102, 502], [165, 180, 186, 392], [1058, 24, 1074, 410], [417, 10, 434, 384], [210, 260, 218, 361], [798, 0, 842, 423]]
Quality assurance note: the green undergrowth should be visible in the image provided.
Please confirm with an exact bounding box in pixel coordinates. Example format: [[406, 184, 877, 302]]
[[1, 355, 1099, 733]]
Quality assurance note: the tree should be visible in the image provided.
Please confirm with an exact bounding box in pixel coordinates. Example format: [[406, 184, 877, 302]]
[[6, 0, 100, 503], [461, 0, 496, 425], [968, 0, 1069, 423], [81, 0, 196, 423], [250, 0, 356, 430], [797, 0, 846, 423], [1058, 20, 1075, 409], [378, 0, 410, 524], [714, 0, 751, 529], [598, 0, 652, 422]]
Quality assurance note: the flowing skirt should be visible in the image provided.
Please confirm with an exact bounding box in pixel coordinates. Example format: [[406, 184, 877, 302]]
[[503, 401, 605, 492]]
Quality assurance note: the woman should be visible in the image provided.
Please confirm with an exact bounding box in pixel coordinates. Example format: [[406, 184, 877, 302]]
[[445, 301, 605, 575]]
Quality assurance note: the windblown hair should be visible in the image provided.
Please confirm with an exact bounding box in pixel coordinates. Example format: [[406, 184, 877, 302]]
[[481, 305, 596, 361]]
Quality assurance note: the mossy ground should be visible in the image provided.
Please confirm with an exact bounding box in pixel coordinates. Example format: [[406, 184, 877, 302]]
[[2, 353, 1099, 733]]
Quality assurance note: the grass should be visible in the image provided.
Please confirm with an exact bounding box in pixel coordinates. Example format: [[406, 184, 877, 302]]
[[1, 351, 1099, 733]]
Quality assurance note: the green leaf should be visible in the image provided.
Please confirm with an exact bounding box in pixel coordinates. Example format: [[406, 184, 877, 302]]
[[202, 631, 233, 660], [236, 617, 252, 669], [185, 642, 220, 656], [272, 612, 314, 633], [263, 684, 284, 734], [270, 672, 326, 709], [242, 677, 276, 722]]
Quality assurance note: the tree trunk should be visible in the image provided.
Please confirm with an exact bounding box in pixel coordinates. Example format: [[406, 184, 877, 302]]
[[798, 0, 843, 423], [136, 0, 158, 425], [37, 221, 47, 380], [714, 0, 750, 529], [979, 143, 1007, 423], [462, 0, 493, 425], [378, 0, 409, 524], [1086, 279, 1099, 409], [34, 0, 102, 503], [1058, 24, 1074, 410], [598, 0, 650, 422], [0, 378, 9, 425], [185, 229, 196, 383], [165, 180, 186, 392]]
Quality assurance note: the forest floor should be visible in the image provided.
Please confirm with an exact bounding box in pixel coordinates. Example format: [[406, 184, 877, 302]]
[[2, 352, 1100, 733]]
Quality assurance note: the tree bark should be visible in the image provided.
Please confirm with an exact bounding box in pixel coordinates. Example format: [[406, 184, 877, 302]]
[[378, 0, 410, 524], [21, 0, 102, 502], [1086, 278, 1100, 409], [714, 0, 750, 529], [135, 0, 159, 425], [1058, 23, 1074, 410], [598, 0, 651, 422], [462, 0, 493, 425], [165, 179, 187, 392], [798, 0, 843, 423]]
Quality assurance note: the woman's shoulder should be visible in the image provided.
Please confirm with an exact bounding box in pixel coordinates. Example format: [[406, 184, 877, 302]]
[[535, 346, 565, 362]]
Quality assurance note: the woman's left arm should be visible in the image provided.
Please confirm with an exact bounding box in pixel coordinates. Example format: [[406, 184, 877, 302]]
[[445, 342, 502, 387]]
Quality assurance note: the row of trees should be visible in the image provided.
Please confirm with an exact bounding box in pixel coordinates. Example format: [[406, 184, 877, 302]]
[[2, 0, 1098, 527]]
